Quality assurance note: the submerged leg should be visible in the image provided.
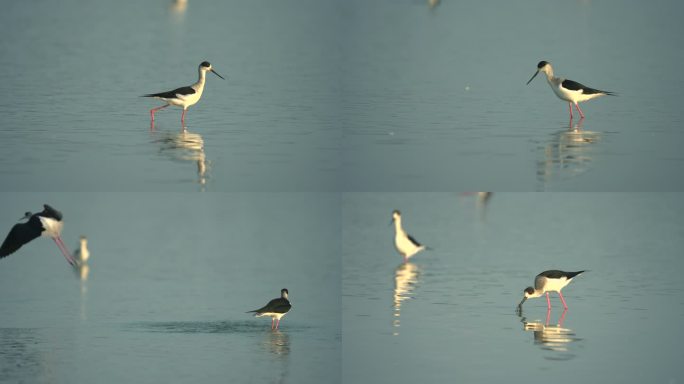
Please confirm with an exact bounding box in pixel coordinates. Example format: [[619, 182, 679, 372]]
[[568, 103, 573, 119], [558, 291, 568, 309], [574, 103, 585, 118], [545, 292, 551, 309]]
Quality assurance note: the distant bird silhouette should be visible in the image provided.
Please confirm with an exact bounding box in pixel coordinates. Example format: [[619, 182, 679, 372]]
[[247, 288, 292, 330], [0, 204, 76, 266], [74, 235, 90, 265]]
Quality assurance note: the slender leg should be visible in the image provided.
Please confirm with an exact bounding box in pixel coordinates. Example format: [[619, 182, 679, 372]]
[[150, 104, 169, 121], [558, 291, 568, 309], [181, 109, 187, 125], [545, 292, 551, 309], [276, 318, 280, 330], [558, 308, 568, 327], [53, 237, 76, 266], [568, 103, 573, 119], [271, 318, 275, 329], [545, 307, 551, 326], [574, 103, 585, 118]]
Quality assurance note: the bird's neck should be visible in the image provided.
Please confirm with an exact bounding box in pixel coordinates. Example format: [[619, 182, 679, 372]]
[[194, 69, 207, 90], [543, 67, 555, 83], [393, 218, 404, 234]]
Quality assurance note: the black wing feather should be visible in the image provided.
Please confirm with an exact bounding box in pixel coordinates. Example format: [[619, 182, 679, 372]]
[[562, 79, 614, 95], [538, 270, 585, 279], [248, 298, 292, 314], [143, 86, 195, 99], [407, 234, 422, 247], [0, 223, 41, 258]]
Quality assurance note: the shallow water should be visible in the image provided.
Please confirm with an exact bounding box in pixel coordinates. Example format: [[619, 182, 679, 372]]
[[341, 0, 684, 191], [0, 193, 340, 383], [0, 0, 341, 192], [342, 193, 684, 383]]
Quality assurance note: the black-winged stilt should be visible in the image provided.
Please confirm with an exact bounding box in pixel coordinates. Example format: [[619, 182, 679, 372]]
[[0, 204, 76, 266], [391, 210, 427, 262], [527, 61, 615, 119], [518, 270, 585, 310], [247, 288, 292, 330], [143, 61, 225, 127]]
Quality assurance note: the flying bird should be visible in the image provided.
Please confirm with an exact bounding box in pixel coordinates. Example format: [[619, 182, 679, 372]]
[[0, 204, 76, 266]]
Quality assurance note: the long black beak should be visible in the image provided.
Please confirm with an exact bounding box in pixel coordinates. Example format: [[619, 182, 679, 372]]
[[526, 70, 539, 85], [518, 297, 527, 308], [211, 69, 225, 80]]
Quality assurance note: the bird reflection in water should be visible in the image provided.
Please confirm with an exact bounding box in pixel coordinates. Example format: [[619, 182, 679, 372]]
[[393, 262, 420, 335], [261, 330, 290, 384], [153, 129, 209, 188], [537, 118, 601, 186], [518, 308, 581, 358], [262, 330, 291, 357], [428, 0, 441, 10]]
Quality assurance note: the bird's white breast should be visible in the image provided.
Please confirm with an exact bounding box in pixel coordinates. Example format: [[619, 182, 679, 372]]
[[395, 231, 422, 258], [39, 216, 63, 238]]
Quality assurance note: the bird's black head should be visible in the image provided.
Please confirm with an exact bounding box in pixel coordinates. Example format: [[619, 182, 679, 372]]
[[537, 61, 549, 69], [200, 61, 211, 68], [524, 287, 535, 295], [41, 204, 63, 221], [18, 211, 33, 221], [281, 288, 289, 298]]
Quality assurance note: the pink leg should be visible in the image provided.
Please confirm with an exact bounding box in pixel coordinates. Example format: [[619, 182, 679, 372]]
[[545, 308, 551, 326], [150, 104, 169, 121], [545, 292, 551, 310], [574, 103, 585, 118], [568, 103, 573, 119], [275, 318, 280, 330], [558, 291, 568, 309], [558, 308, 568, 327], [53, 237, 76, 266], [181, 109, 187, 125], [271, 318, 275, 329]]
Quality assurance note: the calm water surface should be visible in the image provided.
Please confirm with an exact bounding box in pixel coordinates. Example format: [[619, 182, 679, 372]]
[[0, 0, 341, 191], [0, 193, 340, 383], [343, 193, 684, 383], [341, 0, 684, 191]]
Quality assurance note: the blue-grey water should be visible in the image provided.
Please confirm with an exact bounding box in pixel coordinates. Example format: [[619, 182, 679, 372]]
[[0, 0, 341, 191], [1, 1, 683, 191], [0, 193, 340, 383], [343, 193, 684, 383], [1, 0, 684, 382], [341, 0, 684, 191]]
